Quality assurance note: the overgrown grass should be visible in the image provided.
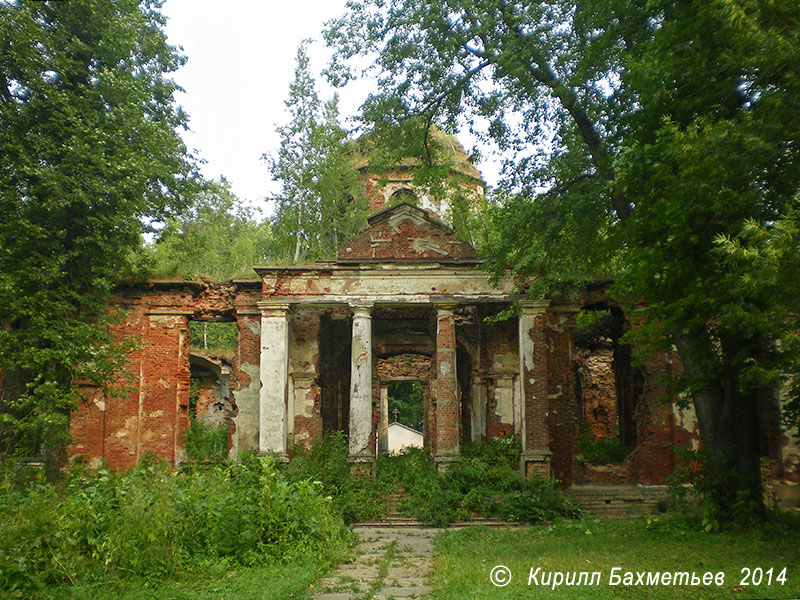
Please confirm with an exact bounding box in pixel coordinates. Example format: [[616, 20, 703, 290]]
[[0, 454, 353, 599], [46, 559, 324, 600], [183, 419, 229, 462], [427, 514, 800, 599]]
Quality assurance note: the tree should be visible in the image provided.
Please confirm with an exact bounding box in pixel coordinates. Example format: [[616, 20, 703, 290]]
[[388, 381, 424, 432], [0, 0, 197, 480], [266, 43, 365, 263], [149, 179, 271, 280], [326, 0, 800, 513]]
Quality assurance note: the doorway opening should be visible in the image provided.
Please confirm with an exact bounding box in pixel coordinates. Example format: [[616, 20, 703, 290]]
[[380, 381, 425, 455], [186, 320, 238, 460]]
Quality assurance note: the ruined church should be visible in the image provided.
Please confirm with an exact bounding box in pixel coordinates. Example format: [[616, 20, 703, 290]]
[[69, 133, 799, 512]]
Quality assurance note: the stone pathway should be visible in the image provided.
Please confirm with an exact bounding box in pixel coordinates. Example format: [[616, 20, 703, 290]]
[[313, 526, 442, 600]]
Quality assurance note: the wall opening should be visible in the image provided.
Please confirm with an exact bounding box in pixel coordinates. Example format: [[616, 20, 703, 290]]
[[572, 305, 643, 463], [387, 381, 424, 431], [457, 345, 472, 443], [187, 320, 238, 460], [319, 313, 351, 437], [390, 188, 417, 205]]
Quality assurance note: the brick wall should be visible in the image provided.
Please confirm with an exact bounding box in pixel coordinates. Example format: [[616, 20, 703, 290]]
[[338, 204, 476, 262], [69, 280, 260, 469], [547, 309, 578, 486]]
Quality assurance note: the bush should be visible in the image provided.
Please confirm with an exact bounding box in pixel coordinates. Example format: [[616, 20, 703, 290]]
[[668, 448, 764, 531], [0, 455, 352, 598], [285, 431, 385, 523], [375, 437, 584, 526], [183, 419, 229, 462], [578, 420, 633, 464]]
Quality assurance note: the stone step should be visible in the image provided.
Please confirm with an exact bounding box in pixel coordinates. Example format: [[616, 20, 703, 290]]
[[356, 517, 526, 527]]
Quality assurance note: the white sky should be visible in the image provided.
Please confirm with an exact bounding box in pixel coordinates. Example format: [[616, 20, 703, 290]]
[[161, 0, 362, 212], [161, 0, 500, 216]]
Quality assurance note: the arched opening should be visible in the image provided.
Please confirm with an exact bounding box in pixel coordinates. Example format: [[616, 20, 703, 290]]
[[187, 320, 238, 460]]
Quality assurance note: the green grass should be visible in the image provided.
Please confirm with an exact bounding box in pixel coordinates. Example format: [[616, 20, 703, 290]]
[[427, 515, 800, 599], [44, 558, 324, 600]]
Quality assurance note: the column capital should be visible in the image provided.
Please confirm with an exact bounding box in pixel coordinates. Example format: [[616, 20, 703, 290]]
[[257, 301, 290, 316], [519, 300, 550, 316], [349, 301, 374, 319], [434, 302, 459, 316]]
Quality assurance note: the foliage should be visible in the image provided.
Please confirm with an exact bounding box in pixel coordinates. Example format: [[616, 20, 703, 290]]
[[188, 321, 237, 355], [266, 43, 366, 263], [0, 0, 197, 477], [577, 420, 632, 465], [285, 431, 386, 523], [149, 179, 270, 280], [377, 437, 583, 526], [284, 435, 580, 527], [579, 434, 632, 465], [182, 420, 228, 463], [668, 448, 763, 532], [387, 381, 424, 430], [0, 455, 352, 598], [326, 0, 800, 512]]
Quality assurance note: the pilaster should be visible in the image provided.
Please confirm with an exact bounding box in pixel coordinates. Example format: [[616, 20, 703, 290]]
[[518, 300, 552, 477], [258, 302, 289, 458]]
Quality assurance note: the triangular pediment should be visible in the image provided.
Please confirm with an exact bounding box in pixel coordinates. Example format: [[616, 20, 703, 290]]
[[337, 203, 477, 263]]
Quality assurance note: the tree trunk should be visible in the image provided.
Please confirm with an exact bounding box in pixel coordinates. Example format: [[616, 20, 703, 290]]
[[674, 330, 764, 513], [1, 366, 70, 484]]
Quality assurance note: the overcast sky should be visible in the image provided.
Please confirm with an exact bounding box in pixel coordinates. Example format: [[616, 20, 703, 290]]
[[161, 0, 372, 214], [160, 1, 500, 217]]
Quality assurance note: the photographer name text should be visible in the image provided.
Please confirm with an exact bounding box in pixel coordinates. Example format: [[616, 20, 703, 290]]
[[489, 565, 787, 589]]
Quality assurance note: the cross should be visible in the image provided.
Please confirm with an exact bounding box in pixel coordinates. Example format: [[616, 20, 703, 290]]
[[392, 407, 400, 422]]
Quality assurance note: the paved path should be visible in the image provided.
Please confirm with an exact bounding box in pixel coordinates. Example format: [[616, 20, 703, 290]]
[[313, 526, 442, 600]]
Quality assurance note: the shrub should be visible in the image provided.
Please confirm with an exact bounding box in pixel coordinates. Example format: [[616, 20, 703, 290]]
[[285, 431, 385, 523], [0, 455, 352, 598], [183, 419, 229, 462], [668, 448, 764, 531], [578, 420, 633, 464], [374, 437, 584, 526]]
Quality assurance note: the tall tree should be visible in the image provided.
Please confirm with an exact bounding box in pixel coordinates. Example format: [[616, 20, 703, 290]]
[[0, 0, 197, 479], [326, 0, 800, 513], [267, 43, 365, 262], [149, 179, 271, 280]]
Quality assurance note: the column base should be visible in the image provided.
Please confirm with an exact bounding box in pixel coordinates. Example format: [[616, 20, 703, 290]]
[[434, 454, 459, 473], [257, 451, 290, 463], [348, 453, 376, 479], [520, 450, 552, 479]]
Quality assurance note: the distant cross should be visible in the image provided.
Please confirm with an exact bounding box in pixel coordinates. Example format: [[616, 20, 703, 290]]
[[392, 407, 400, 423]]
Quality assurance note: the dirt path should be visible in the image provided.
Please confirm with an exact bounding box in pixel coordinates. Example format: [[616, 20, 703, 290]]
[[313, 526, 442, 600]]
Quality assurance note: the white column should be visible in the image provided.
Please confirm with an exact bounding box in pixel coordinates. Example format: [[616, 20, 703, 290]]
[[258, 302, 289, 457], [348, 302, 374, 457]]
